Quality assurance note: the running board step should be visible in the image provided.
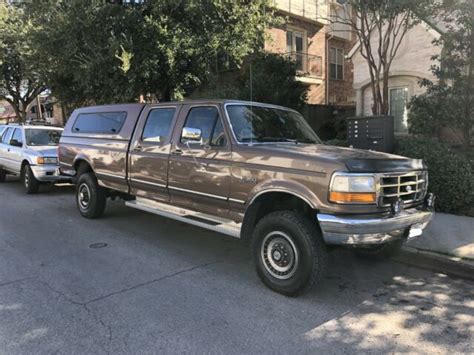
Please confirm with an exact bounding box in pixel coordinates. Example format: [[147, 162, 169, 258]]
[[125, 198, 241, 238]]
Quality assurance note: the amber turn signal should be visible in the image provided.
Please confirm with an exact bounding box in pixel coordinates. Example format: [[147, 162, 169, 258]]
[[329, 191, 376, 203]]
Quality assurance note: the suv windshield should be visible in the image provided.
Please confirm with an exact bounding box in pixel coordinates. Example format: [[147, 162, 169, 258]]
[[226, 105, 321, 144], [25, 129, 62, 146]]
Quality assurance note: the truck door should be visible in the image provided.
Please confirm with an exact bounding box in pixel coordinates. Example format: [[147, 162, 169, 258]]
[[7, 128, 24, 173], [128, 105, 178, 202], [168, 104, 231, 217], [0, 128, 17, 172], [0, 128, 13, 168]]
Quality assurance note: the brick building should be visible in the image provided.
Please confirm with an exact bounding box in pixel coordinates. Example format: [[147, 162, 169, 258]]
[[266, 0, 355, 106]]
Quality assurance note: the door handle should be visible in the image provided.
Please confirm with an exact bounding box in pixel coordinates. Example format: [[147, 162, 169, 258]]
[[172, 149, 183, 155], [133, 145, 143, 152]]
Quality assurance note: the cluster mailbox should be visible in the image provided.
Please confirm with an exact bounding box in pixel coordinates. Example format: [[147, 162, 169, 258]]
[[347, 115, 395, 153]]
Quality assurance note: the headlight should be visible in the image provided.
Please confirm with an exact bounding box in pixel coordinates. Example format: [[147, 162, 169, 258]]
[[37, 157, 58, 165], [329, 173, 376, 204]]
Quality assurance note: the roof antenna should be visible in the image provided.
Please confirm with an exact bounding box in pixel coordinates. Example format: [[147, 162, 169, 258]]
[[249, 63, 253, 103]]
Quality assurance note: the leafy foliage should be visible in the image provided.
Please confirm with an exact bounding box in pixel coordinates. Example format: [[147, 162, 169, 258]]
[[32, 0, 274, 112], [395, 137, 474, 214], [331, 0, 436, 115], [0, 3, 46, 122], [237, 53, 309, 110], [408, 1, 473, 147], [192, 53, 309, 110]]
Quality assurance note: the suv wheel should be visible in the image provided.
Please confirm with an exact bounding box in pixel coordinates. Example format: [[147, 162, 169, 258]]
[[76, 172, 107, 219], [22, 164, 40, 194], [252, 211, 328, 296], [353, 238, 404, 259], [0, 168, 6, 183]]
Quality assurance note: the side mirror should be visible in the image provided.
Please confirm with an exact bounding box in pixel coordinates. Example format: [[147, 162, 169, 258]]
[[9, 139, 22, 147], [181, 127, 202, 143]]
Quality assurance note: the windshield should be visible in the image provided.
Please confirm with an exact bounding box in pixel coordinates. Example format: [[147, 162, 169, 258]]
[[25, 129, 62, 146], [226, 105, 322, 144]]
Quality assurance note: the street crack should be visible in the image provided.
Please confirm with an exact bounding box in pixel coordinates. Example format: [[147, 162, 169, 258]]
[[85, 260, 220, 305]]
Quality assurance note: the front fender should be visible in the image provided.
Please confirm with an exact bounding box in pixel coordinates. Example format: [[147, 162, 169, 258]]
[[246, 179, 321, 210]]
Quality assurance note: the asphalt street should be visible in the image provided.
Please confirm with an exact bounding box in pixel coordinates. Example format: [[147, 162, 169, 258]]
[[0, 177, 473, 354]]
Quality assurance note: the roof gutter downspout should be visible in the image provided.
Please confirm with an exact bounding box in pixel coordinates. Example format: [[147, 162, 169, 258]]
[[326, 31, 334, 105]]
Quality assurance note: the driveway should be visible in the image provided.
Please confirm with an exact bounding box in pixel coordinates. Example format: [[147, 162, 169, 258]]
[[0, 178, 473, 354]]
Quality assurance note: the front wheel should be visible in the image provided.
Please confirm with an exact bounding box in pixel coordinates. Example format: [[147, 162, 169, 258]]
[[76, 172, 107, 219], [0, 168, 6, 183], [252, 211, 328, 296], [22, 164, 40, 194]]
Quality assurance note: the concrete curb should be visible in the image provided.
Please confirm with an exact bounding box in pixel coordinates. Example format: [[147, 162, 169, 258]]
[[392, 246, 474, 281]]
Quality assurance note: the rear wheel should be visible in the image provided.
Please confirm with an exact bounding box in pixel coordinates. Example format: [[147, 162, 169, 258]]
[[22, 164, 40, 194], [76, 172, 107, 219], [252, 210, 328, 296], [0, 168, 6, 183], [353, 238, 404, 259]]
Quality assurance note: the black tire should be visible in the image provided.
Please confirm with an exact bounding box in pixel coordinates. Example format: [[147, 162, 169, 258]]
[[252, 210, 328, 296], [76, 172, 107, 219], [22, 164, 40, 194], [0, 168, 6, 183], [353, 238, 404, 259]]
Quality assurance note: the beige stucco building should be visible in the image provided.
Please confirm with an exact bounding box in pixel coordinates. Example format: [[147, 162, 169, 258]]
[[349, 21, 442, 134]]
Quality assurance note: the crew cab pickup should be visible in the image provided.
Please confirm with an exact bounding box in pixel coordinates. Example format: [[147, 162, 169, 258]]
[[59, 100, 434, 296]]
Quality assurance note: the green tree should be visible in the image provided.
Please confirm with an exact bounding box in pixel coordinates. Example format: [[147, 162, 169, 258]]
[[409, 0, 473, 147], [191, 53, 309, 110], [0, 3, 46, 122], [34, 0, 274, 111], [237, 53, 308, 110], [331, 0, 436, 115]]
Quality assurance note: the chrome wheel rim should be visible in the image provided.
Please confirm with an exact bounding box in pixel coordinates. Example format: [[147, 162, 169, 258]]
[[24, 168, 30, 188], [78, 183, 91, 209], [261, 231, 299, 280]]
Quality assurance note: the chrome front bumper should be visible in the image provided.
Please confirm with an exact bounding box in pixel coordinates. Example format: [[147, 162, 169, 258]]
[[31, 165, 70, 182], [317, 208, 433, 246]]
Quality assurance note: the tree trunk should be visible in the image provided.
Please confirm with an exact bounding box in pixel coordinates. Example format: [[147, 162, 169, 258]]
[[381, 71, 390, 115]]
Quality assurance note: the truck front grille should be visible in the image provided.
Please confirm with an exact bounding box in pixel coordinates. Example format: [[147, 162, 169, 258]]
[[379, 171, 428, 207]]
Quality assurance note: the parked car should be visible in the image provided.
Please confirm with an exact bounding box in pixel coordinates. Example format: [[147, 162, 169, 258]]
[[0, 123, 69, 193], [59, 100, 434, 296]]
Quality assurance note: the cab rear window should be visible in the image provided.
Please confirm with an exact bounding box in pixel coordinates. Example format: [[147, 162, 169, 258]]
[[72, 112, 127, 134]]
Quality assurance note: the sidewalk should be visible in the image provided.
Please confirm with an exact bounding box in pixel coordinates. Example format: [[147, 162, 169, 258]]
[[394, 213, 474, 280]]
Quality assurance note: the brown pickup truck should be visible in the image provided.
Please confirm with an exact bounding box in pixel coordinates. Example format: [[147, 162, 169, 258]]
[[59, 100, 434, 296]]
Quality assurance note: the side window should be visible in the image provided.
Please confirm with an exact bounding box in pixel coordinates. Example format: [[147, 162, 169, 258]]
[[1, 128, 13, 144], [142, 108, 175, 143], [181, 107, 226, 147], [210, 118, 226, 147], [72, 112, 127, 134], [11, 128, 23, 145]]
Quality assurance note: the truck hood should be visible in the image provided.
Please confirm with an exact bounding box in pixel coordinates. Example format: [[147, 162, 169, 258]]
[[26, 146, 59, 157], [253, 143, 425, 173]]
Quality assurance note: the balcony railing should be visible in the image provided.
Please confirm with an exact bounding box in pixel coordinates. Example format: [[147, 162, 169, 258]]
[[272, 0, 321, 21], [285, 52, 323, 77]]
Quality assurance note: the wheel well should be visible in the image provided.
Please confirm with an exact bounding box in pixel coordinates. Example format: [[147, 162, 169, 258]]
[[241, 192, 316, 240], [21, 160, 29, 168], [73, 160, 92, 180]]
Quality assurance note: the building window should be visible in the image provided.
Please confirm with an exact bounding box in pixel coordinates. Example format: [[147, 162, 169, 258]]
[[390, 87, 409, 134], [330, 47, 344, 80], [286, 29, 305, 71]]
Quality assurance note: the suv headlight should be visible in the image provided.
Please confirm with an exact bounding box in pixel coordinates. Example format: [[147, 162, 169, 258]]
[[37, 157, 58, 165], [329, 173, 376, 204]]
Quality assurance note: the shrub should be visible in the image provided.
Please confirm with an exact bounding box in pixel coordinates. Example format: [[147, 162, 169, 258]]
[[395, 137, 474, 214]]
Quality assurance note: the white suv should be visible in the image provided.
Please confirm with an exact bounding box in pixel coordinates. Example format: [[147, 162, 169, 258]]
[[0, 124, 70, 193]]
